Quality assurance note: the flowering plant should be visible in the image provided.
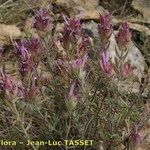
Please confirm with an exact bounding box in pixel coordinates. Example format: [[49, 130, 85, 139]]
[[0, 8, 148, 150]]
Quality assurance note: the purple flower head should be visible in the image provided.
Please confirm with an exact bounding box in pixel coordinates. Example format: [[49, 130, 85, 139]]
[[116, 22, 132, 47], [61, 15, 82, 47], [130, 124, 143, 146], [14, 40, 30, 61], [99, 13, 113, 39], [33, 8, 50, 31], [24, 37, 42, 59], [24, 37, 41, 52], [99, 50, 112, 75], [14, 40, 35, 76], [63, 15, 82, 35], [14, 37, 42, 62], [69, 54, 88, 70]]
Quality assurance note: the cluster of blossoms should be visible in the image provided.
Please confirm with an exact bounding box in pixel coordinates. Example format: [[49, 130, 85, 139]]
[[99, 50, 134, 76], [60, 15, 82, 48], [32, 8, 51, 31], [14, 37, 41, 99], [59, 15, 90, 58], [2, 8, 135, 105], [14, 37, 41, 77], [99, 13, 134, 77], [116, 22, 132, 50], [14, 37, 42, 100], [8, 8, 52, 100], [98, 13, 131, 48], [58, 13, 134, 111], [14, 40, 32, 77], [56, 15, 90, 111], [98, 13, 113, 43], [57, 16, 89, 68], [69, 54, 88, 70], [57, 55, 89, 73]]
